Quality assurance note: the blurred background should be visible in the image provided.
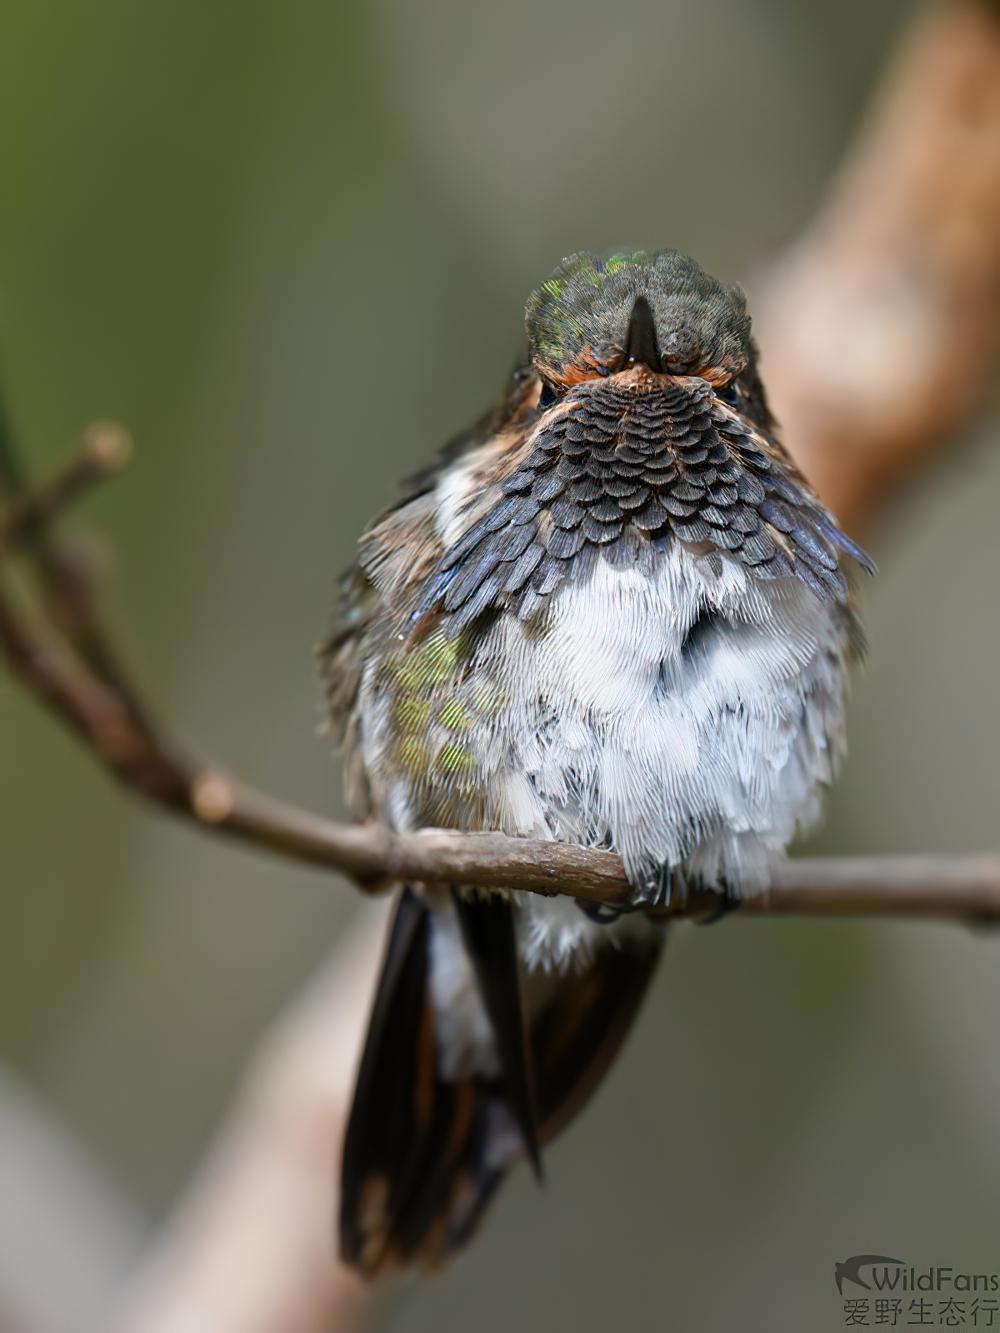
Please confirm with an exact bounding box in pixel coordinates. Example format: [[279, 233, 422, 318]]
[[1, 0, 999, 1330]]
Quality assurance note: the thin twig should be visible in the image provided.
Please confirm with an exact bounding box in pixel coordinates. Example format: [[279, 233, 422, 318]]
[[0, 423, 131, 548], [0, 410, 170, 736]]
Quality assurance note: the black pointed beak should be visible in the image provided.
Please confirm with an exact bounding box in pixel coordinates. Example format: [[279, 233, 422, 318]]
[[623, 295, 661, 371]]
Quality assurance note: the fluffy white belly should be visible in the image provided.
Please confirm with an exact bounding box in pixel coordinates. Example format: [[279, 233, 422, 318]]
[[365, 544, 851, 971], [473, 547, 849, 961]]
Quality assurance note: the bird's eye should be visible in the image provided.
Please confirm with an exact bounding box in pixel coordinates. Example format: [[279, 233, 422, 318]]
[[717, 380, 740, 407], [538, 380, 560, 409]]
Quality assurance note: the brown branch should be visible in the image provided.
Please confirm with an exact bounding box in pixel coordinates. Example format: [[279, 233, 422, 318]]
[[2, 475, 1000, 920], [6, 544, 1000, 920], [3, 546, 1000, 922]]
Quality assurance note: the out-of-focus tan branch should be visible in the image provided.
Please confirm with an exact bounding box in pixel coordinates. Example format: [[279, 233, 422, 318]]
[[755, 0, 1000, 531]]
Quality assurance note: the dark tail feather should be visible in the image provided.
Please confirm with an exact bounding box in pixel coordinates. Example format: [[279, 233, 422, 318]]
[[532, 929, 665, 1144], [340, 888, 522, 1276], [340, 888, 665, 1276], [339, 887, 430, 1274], [451, 888, 542, 1178]]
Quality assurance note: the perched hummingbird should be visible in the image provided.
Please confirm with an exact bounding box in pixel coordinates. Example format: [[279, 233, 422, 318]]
[[322, 248, 873, 1276]]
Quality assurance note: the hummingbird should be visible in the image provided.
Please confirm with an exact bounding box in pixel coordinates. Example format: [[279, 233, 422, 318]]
[[322, 248, 873, 1276]]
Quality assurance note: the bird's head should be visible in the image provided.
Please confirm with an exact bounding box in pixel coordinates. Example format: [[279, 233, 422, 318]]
[[525, 249, 752, 395]]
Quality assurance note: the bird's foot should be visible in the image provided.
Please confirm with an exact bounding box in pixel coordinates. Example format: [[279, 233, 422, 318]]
[[625, 861, 675, 911], [633, 866, 740, 922], [575, 897, 641, 923]]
